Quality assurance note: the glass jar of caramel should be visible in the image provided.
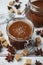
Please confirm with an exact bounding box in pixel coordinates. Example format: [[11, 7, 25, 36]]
[[6, 18, 34, 50], [25, 0, 43, 27]]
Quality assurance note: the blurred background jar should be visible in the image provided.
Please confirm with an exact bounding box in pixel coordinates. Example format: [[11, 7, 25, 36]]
[[25, 0, 43, 27]]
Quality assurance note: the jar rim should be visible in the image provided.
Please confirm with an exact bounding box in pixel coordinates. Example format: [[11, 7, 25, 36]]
[[29, 0, 43, 13], [6, 17, 34, 42]]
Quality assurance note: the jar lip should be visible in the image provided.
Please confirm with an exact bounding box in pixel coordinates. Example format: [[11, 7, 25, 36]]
[[29, 1, 43, 12], [6, 17, 34, 42]]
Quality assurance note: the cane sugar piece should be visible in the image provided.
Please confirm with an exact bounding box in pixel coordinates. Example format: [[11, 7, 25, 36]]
[[0, 36, 5, 42], [15, 54, 21, 61], [17, 9, 21, 14], [26, 59, 32, 64], [0, 36, 8, 47], [35, 37, 41, 46], [10, 8, 14, 13], [9, 1, 14, 6], [3, 41, 9, 47], [0, 31, 3, 36], [22, 49, 28, 56], [24, 59, 32, 65]]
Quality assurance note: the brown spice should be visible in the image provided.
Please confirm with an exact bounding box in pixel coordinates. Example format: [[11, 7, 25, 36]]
[[5, 53, 14, 62], [36, 29, 43, 37], [35, 60, 42, 65], [15, 4, 20, 9], [8, 6, 12, 10], [35, 48, 43, 56], [36, 30, 41, 35], [15, 0, 19, 2], [7, 45, 15, 54]]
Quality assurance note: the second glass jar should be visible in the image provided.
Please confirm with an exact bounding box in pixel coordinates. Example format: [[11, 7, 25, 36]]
[[25, 0, 43, 27]]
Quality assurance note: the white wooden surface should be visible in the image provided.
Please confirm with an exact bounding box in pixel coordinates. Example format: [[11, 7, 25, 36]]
[[0, 0, 43, 65]]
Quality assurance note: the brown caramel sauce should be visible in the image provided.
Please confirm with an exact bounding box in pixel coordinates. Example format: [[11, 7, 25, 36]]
[[25, 0, 43, 27], [32, 0, 43, 9], [9, 21, 32, 40]]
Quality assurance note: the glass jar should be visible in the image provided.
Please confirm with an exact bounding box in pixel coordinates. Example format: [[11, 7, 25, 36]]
[[6, 18, 34, 50], [25, 0, 43, 27]]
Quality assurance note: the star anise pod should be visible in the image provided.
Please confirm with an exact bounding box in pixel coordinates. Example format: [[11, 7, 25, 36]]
[[35, 60, 42, 65], [0, 41, 3, 52], [15, 4, 20, 9], [8, 6, 12, 10], [15, 0, 19, 2], [5, 53, 14, 62], [36, 30, 41, 35], [7, 45, 16, 54], [36, 29, 43, 37], [35, 48, 43, 56]]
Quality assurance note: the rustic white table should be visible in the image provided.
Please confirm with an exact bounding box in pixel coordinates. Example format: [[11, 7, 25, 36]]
[[0, 0, 43, 65]]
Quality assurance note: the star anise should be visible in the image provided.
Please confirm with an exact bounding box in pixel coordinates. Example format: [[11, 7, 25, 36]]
[[35, 48, 43, 56], [36, 30, 41, 35], [36, 29, 43, 37], [5, 53, 14, 62], [8, 6, 12, 10], [35, 60, 42, 65], [7, 45, 16, 54], [15, 4, 20, 9], [0, 41, 3, 52], [15, 0, 19, 2]]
